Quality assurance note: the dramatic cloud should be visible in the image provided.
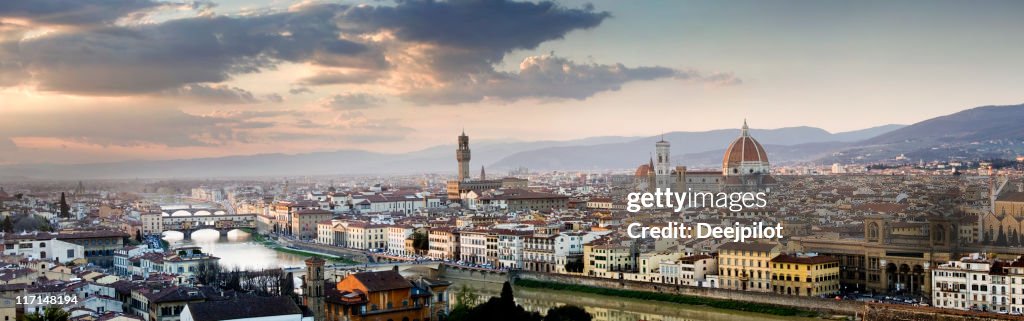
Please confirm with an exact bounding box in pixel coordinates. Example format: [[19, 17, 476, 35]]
[[401, 55, 741, 104], [320, 93, 385, 110], [0, 0, 738, 106], [0, 0, 165, 27], [341, 0, 608, 75], [297, 70, 383, 86], [3, 3, 383, 95], [167, 84, 260, 104]]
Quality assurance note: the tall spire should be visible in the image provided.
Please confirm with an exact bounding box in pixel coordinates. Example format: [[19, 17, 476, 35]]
[[741, 119, 749, 137]]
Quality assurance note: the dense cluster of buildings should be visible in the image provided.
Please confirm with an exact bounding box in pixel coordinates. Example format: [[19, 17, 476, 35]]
[[4, 122, 1024, 320]]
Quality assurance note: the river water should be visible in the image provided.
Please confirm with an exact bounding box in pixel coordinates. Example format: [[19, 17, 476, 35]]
[[448, 279, 821, 321], [161, 229, 308, 269], [162, 231, 819, 321]]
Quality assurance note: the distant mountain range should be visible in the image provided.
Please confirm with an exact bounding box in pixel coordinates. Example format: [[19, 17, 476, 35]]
[[488, 125, 903, 170], [821, 103, 1024, 164], [2, 102, 1023, 180]]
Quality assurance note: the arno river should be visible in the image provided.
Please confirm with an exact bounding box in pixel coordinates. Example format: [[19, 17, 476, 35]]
[[161, 229, 309, 269], [164, 231, 820, 321], [449, 279, 820, 321]]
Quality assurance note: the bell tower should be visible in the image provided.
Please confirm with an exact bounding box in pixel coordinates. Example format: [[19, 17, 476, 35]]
[[655, 136, 671, 190], [303, 256, 326, 321], [457, 130, 471, 181]]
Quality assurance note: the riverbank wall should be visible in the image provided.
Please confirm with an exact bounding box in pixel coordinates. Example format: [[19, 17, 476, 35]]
[[435, 264, 856, 315], [864, 303, 1024, 321], [514, 270, 862, 316], [275, 238, 370, 263], [436, 264, 1024, 321], [434, 263, 510, 283]]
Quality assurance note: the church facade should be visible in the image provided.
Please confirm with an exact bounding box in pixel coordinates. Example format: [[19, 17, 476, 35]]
[[634, 121, 776, 193]]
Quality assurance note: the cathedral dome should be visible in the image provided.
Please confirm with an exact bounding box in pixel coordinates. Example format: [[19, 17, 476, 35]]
[[635, 164, 653, 177], [722, 120, 770, 175]]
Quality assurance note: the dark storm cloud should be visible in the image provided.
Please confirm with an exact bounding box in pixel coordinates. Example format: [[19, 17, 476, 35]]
[[343, 0, 608, 54], [0, 0, 165, 26], [403, 55, 738, 104], [6, 3, 382, 95], [0, 0, 731, 104], [340, 0, 612, 85]]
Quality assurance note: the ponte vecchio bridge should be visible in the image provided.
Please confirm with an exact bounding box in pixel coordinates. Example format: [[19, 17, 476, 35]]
[[160, 208, 257, 239]]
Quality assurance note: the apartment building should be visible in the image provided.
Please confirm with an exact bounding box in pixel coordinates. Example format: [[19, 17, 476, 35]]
[[717, 242, 780, 292]]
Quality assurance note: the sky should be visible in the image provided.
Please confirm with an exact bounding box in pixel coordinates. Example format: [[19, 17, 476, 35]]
[[1, 0, 1023, 165]]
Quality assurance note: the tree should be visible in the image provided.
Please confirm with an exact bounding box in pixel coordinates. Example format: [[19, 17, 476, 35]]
[[412, 232, 429, 255], [194, 261, 223, 286], [448, 285, 476, 321], [499, 281, 514, 305], [58, 192, 70, 218], [35, 215, 52, 232], [1, 216, 12, 233], [998, 226, 1008, 246], [24, 305, 70, 321], [543, 306, 592, 321], [447, 281, 590, 321], [281, 272, 296, 299], [135, 230, 143, 242], [453, 284, 477, 309]]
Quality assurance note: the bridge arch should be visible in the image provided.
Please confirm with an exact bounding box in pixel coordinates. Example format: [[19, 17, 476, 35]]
[[160, 214, 257, 239]]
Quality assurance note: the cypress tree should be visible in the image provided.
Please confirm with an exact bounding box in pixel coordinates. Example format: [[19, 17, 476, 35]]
[[59, 192, 70, 218]]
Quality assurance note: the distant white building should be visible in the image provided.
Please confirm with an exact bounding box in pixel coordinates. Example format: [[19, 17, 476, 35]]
[[678, 254, 718, 287], [1, 237, 84, 263], [386, 225, 414, 256], [932, 254, 1020, 313], [553, 231, 610, 274]]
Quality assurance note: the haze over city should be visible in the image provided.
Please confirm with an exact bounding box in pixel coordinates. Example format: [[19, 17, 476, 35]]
[[2, 0, 1023, 164]]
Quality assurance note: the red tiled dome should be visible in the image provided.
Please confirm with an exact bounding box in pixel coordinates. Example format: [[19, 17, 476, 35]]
[[722, 122, 769, 168], [635, 164, 653, 177]]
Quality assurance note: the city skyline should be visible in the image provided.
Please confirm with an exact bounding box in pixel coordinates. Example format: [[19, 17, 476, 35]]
[[2, 0, 1023, 165]]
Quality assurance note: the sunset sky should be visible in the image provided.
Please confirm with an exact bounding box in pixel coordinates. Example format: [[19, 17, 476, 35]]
[[1, 0, 1023, 164]]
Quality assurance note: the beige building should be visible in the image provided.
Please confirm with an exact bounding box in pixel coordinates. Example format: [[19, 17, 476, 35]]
[[475, 188, 569, 212], [584, 241, 636, 279], [770, 253, 840, 297], [523, 234, 556, 273], [141, 211, 163, 236], [428, 228, 460, 260], [717, 242, 780, 292], [290, 209, 333, 240]]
